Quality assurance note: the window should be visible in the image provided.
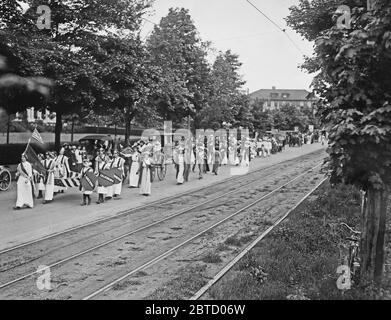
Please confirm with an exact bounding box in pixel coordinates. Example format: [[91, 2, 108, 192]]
[[270, 93, 279, 98], [281, 93, 290, 99]]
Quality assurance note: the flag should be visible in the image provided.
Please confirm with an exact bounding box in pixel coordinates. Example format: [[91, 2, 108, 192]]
[[31, 128, 44, 144], [23, 144, 46, 175], [120, 147, 133, 158]]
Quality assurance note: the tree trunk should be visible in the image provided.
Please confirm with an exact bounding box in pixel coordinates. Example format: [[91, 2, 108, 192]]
[[125, 107, 131, 146], [6, 114, 10, 145], [360, 187, 389, 284], [71, 119, 75, 142], [55, 112, 62, 152]]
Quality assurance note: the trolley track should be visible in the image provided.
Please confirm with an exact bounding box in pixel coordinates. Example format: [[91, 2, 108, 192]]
[[0, 156, 324, 299], [0, 149, 324, 256], [0, 159, 321, 291], [89, 172, 327, 300], [190, 178, 328, 300], [0, 152, 324, 277]]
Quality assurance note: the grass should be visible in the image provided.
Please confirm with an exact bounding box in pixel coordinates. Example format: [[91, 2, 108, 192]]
[[202, 252, 223, 264], [146, 264, 208, 300], [208, 182, 391, 300]]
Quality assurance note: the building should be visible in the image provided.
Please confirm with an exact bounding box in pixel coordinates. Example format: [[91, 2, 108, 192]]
[[14, 108, 56, 125], [249, 86, 316, 111]]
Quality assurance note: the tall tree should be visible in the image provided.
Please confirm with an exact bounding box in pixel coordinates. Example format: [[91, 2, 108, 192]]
[[147, 8, 211, 127], [288, 0, 391, 283], [1, 0, 153, 150], [200, 50, 246, 129]]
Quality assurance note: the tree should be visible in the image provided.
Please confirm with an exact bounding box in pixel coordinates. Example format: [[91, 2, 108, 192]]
[[0, 54, 52, 143], [251, 99, 274, 132], [147, 8, 212, 127], [287, 0, 391, 283], [1, 0, 152, 150], [199, 50, 247, 129]]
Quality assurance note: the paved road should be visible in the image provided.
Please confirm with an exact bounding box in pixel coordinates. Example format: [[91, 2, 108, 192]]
[[0, 143, 326, 252]]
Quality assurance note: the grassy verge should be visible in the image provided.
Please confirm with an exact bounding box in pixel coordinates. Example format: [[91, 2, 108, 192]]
[[208, 183, 391, 300]]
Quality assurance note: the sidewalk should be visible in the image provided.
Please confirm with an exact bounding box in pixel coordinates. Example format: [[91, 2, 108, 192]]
[[0, 144, 326, 251]]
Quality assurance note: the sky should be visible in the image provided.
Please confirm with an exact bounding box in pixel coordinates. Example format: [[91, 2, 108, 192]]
[[140, 0, 315, 93]]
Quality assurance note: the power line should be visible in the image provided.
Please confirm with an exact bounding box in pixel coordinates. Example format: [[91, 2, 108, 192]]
[[245, 0, 305, 56], [142, 17, 157, 26]]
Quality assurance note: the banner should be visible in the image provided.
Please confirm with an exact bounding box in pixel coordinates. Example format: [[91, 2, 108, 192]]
[[54, 177, 80, 188], [54, 171, 80, 188], [80, 171, 97, 192], [24, 144, 46, 175], [98, 169, 117, 187]]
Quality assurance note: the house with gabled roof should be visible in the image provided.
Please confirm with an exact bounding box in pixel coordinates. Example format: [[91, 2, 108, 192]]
[[249, 86, 316, 111]]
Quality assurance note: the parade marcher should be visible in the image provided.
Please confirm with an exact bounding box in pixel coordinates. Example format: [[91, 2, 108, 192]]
[[242, 137, 251, 166], [109, 150, 125, 199], [220, 137, 228, 165], [14, 154, 34, 210], [183, 139, 192, 182], [235, 141, 241, 166], [43, 152, 55, 204], [55, 148, 70, 194], [36, 153, 45, 199], [80, 159, 94, 206], [138, 148, 153, 196], [194, 141, 204, 179], [212, 148, 222, 175], [129, 147, 140, 188], [105, 152, 114, 200], [228, 135, 237, 165], [95, 148, 110, 204], [75, 145, 83, 172], [173, 141, 185, 185], [69, 145, 78, 172]]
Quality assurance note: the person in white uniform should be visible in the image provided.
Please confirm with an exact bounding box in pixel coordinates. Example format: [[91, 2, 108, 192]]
[[109, 150, 125, 199], [95, 149, 110, 204], [54, 148, 70, 194], [176, 145, 185, 185], [80, 159, 94, 206], [139, 150, 152, 196], [14, 154, 34, 210], [36, 153, 45, 199], [129, 147, 140, 188], [43, 152, 55, 204]]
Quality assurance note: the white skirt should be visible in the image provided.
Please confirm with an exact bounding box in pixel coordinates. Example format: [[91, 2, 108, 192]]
[[45, 174, 55, 201], [129, 162, 139, 187], [140, 168, 151, 195], [177, 162, 184, 184], [16, 176, 34, 208]]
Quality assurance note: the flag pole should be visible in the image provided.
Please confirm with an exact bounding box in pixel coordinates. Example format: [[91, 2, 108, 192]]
[[24, 138, 32, 154]]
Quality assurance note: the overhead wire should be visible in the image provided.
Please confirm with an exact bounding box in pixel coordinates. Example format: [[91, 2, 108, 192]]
[[245, 0, 305, 56]]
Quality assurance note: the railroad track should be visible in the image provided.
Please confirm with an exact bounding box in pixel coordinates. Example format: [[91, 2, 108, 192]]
[[0, 151, 325, 299], [190, 178, 328, 300], [82, 166, 325, 300], [0, 149, 324, 256]]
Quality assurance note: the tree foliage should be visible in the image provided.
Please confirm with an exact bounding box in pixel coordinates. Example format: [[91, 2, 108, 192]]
[[289, 0, 391, 190], [287, 0, 391, 283]]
